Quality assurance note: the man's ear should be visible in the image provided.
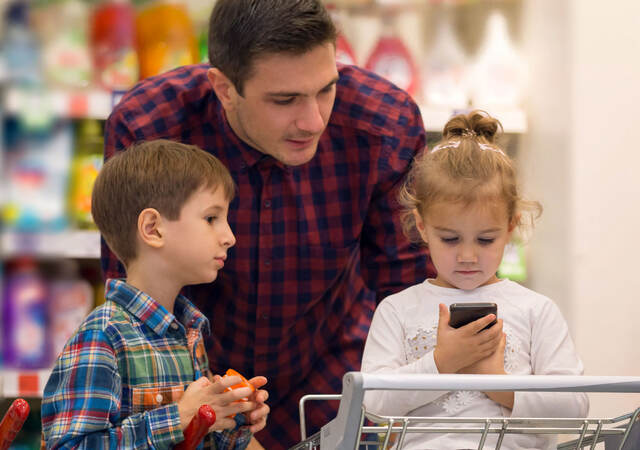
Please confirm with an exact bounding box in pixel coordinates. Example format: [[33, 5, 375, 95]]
[[207, 68, 239, 111], [137, 208, 164, 249], [413, 209, 429, 244]]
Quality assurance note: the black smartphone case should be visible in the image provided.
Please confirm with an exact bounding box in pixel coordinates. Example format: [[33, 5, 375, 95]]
[[449, 302, 498, 330]]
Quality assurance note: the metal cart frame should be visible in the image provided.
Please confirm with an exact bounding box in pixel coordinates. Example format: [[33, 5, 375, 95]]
[[291, 372, 640, 450]]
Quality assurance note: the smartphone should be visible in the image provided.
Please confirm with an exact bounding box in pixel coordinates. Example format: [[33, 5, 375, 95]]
[[449, 302, 498, 330]]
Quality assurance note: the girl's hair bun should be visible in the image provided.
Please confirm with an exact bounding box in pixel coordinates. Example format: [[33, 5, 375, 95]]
[[442, 110, 502, 143]]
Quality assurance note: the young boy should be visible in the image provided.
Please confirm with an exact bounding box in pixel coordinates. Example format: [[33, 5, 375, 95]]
[[41, 140, 269, 449]]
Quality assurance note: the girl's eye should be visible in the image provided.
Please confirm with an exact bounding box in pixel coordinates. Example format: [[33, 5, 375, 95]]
[[478, 238, 495, 245], [441, 237, 458, 244]]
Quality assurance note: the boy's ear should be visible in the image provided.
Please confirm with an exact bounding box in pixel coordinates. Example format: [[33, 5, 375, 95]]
[[207, 68, 239, 111], [137, 208, 164, 249]]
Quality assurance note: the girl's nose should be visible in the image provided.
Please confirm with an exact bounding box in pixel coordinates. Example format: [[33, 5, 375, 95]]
[[457, 246, 478, 263]]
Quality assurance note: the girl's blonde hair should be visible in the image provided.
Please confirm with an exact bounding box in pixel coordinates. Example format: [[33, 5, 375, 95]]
[[398, 110, 542, 243]]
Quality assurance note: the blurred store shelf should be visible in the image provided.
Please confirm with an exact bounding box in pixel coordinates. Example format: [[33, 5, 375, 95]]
[[5, 87, 124, 120], [4, 87, 527, 133], [1, 230, 101, 259], [420, 106, 527, 134], [0, 369, 51, 398]]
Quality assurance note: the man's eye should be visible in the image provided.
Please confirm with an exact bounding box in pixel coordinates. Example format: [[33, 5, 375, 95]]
[[478, 238, 495, 245], [273, 98, 294, 105]]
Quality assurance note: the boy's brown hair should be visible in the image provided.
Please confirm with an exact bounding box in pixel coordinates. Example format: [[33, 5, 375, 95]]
[[91, 139, 236, 266]]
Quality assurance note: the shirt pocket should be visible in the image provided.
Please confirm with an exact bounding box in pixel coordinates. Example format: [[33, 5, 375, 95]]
[[129, 384, 185, 415]]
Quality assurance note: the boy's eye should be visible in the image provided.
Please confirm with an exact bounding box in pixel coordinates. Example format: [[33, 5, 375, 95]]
[[478, 238, 495, 245], [206, 216, 217, 224], [441, 237, 458, 244]]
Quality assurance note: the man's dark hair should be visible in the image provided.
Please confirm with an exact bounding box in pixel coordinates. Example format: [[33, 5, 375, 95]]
[[208, 0, 337, 95]]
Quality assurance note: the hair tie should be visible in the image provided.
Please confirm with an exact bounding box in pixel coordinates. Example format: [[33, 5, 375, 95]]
[[430, 140, 505, 155], [461, 129, 477, 138]]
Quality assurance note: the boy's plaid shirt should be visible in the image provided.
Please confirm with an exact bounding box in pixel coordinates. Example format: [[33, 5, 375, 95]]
[[41, 278, 251, 449]]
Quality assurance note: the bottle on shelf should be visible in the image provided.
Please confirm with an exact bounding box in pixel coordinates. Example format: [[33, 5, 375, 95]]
[[135, 0, 199, 80], [89, 0, 139, 91], [364, 17, 419, 97], [35, 0, 93, 89], [2, 120, 74, 232], [2, 258, 50, 369], [68, 119, 104, 229], [0, 0, 43, 87], [421, 0, 469, 109], [326, 3, 358, 66], [469, 9, 526, 109], [48, 260, 94, 359]]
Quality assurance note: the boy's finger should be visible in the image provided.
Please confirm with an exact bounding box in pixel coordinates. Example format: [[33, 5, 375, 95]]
[[247, 376, 268, 389]]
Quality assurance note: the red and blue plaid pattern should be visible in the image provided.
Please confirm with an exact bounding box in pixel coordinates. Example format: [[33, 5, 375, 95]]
[[41, 279, 251, 449], [103, 63, 434, 448]]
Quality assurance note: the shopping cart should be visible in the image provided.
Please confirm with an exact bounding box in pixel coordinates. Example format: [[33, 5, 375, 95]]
[[291, 372, 640, 450]]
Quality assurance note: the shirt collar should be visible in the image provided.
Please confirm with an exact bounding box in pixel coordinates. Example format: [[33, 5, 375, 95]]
[[105, 278, 210, 337]]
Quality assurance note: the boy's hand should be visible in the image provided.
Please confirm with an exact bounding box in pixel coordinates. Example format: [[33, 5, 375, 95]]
[[242, 376, 270, 433], [433, 303, 503, 374], [178, 376, 256, 432]]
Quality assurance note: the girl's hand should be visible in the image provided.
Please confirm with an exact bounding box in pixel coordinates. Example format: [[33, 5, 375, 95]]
[[433, 303, 503, 374], [459, 333, 514, 409]]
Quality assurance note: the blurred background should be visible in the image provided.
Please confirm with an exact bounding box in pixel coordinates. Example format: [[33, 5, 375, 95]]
[[0, 0, 639, 447]]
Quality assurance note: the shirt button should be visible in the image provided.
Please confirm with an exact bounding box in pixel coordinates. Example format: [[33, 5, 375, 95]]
[[264, 259, 271, 267], [155, 394, 163, 403], [261, 314, 268, 320], [171, 323, 179, 330], [264, 200, 271, 208]]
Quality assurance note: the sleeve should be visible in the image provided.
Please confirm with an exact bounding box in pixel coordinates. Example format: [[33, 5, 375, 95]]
[[41, 329, 183, 449], [100, 107, 139, 280], [359, 98, 435, 302], [198, 341, 253, 449], [361, 299, 447, 416], [510, 300, 589, 418]]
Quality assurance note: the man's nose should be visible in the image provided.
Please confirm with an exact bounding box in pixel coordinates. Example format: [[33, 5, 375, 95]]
[[296, 99, 325, 134]]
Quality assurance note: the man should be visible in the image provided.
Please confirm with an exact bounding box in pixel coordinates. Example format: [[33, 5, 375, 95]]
[[102, 0, 434, 447]]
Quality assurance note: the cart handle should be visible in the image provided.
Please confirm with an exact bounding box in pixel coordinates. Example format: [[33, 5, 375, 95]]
[[319, 372, 640, 450]]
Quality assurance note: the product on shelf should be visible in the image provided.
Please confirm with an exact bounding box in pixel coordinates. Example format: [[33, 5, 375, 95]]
[[135, 1, 199, 80], [469, 9, 526, 108], [364, 18, 419, 97], [336, 33, 358, 66], [90, 0, 139, 91], [34, 0, 93, 89], [48, 261, 94, 359], [2, 258, 50, 369], [421, 1, 469, 109], [3, 120, 73, 231], [68, 119, 104, 229], [0, 0, 43, 87]]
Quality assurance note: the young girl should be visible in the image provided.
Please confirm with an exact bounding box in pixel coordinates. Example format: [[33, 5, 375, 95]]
[[361, 111, 588, 450]]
